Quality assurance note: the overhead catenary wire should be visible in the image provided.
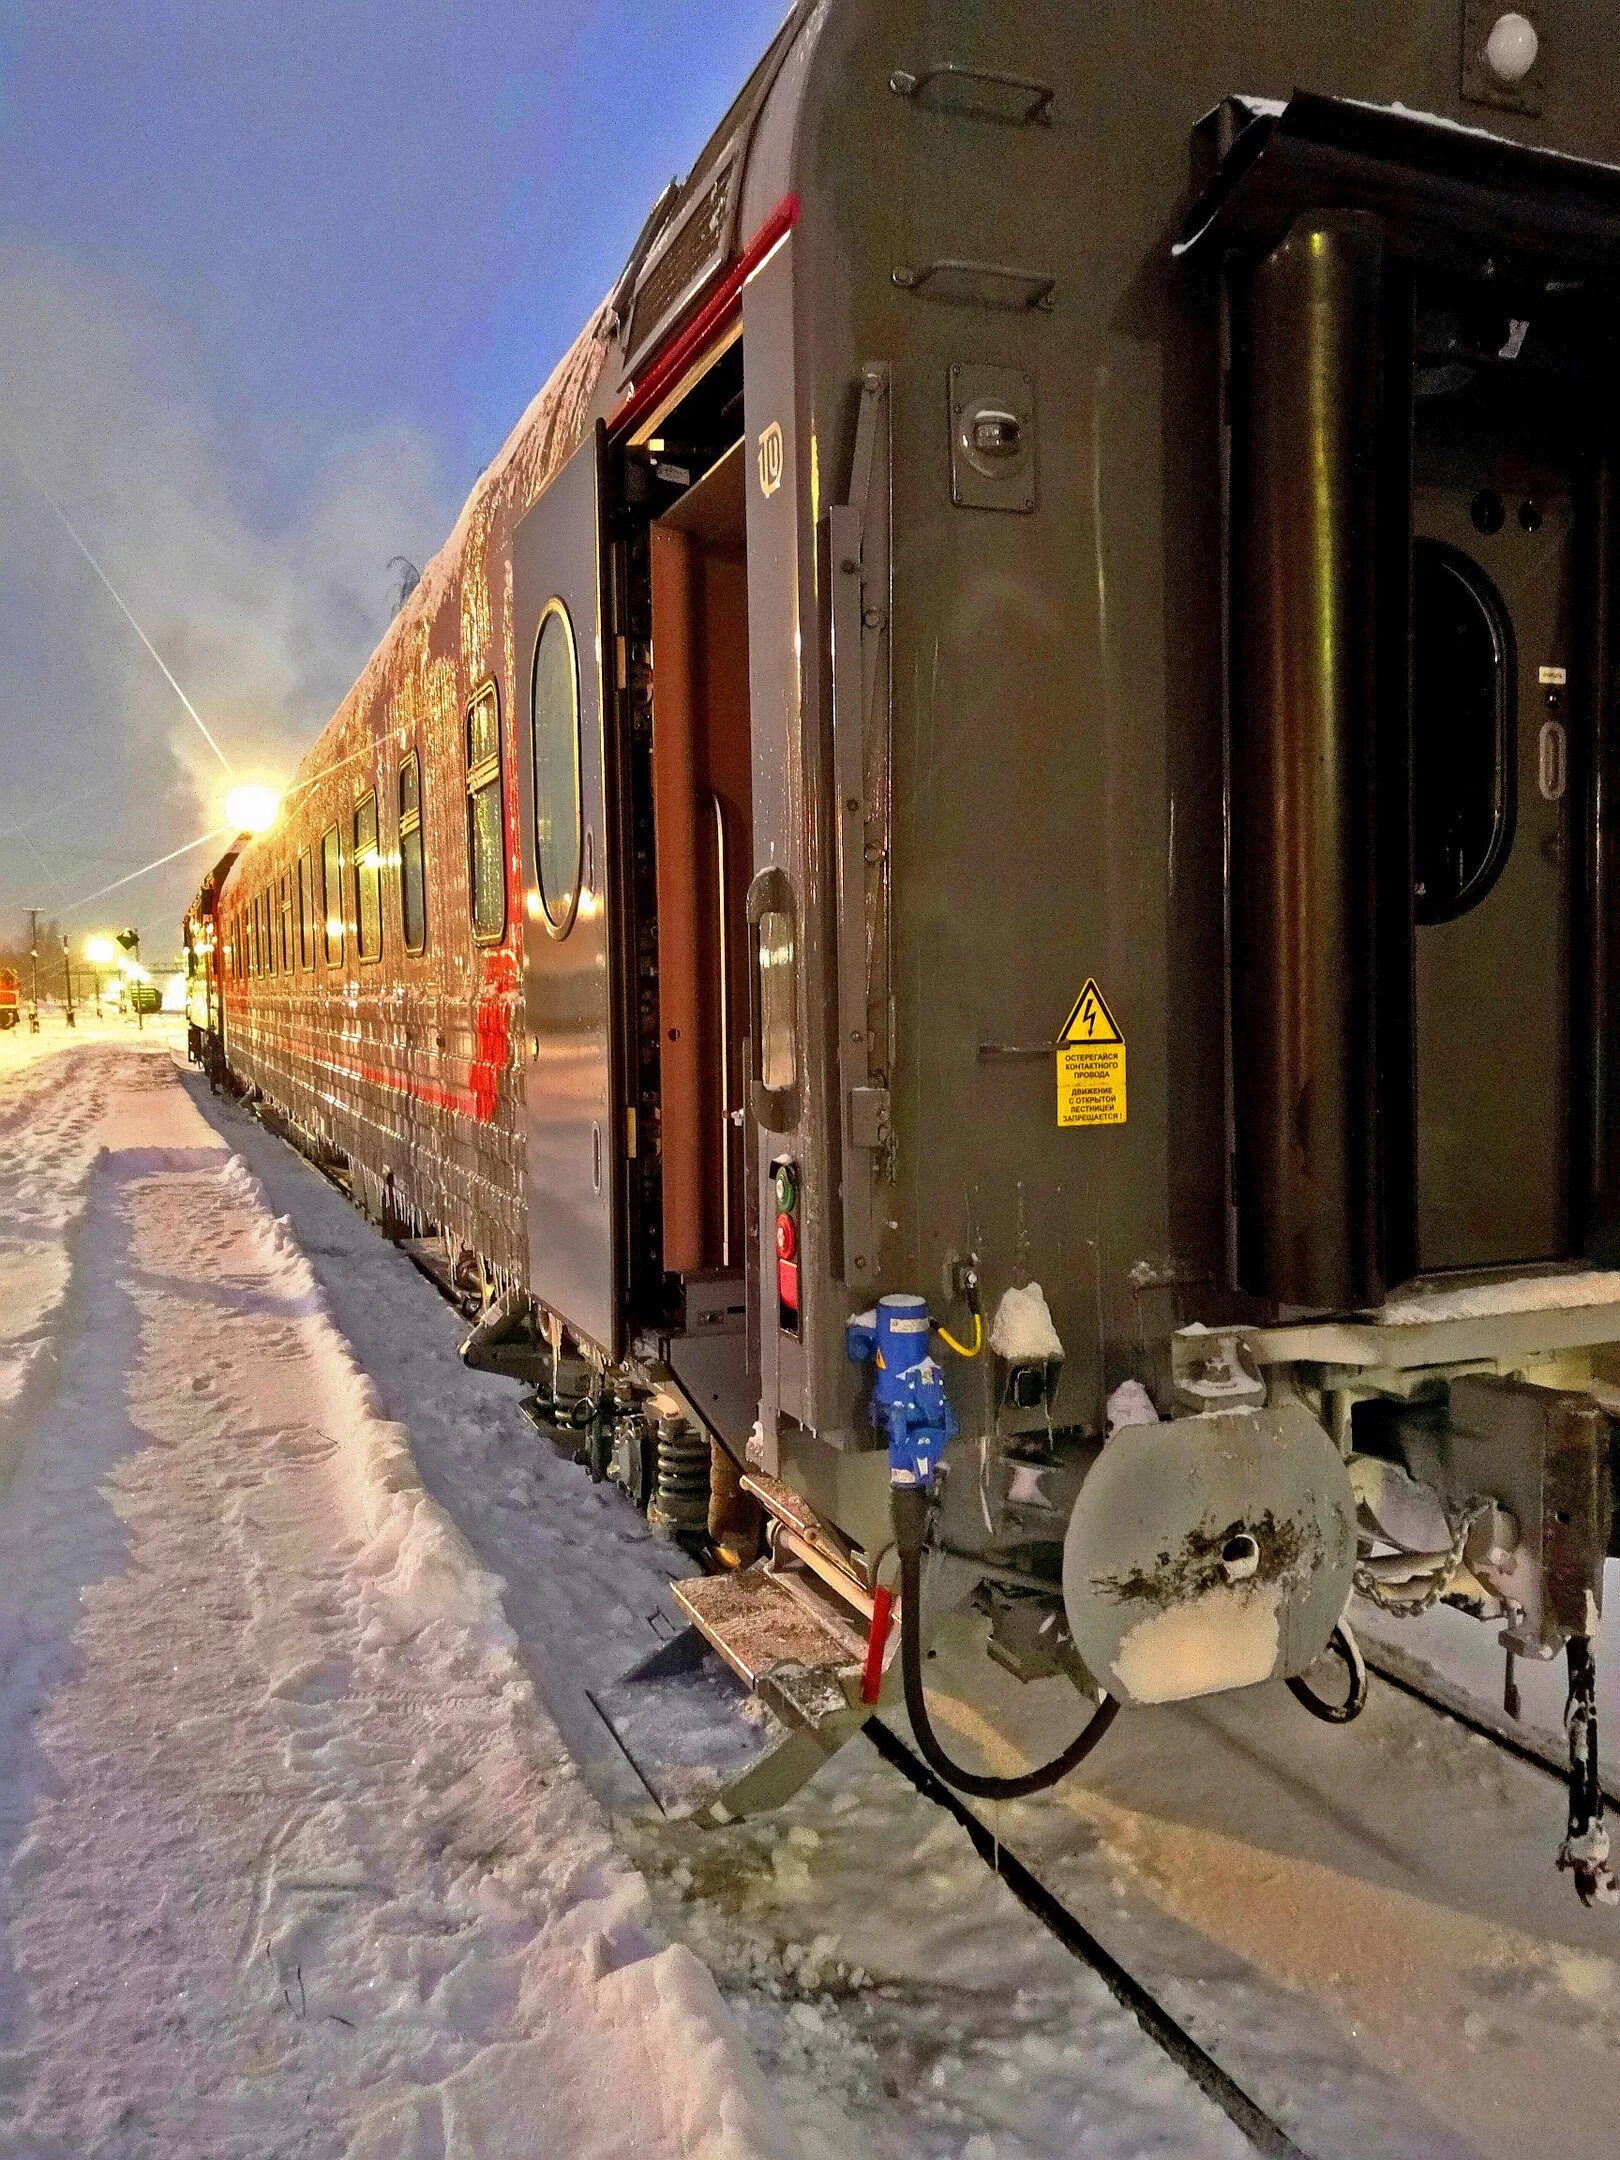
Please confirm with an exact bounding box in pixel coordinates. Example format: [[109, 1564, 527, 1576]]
[[2, 436, 236, 776], [57, 824, 233, 916], [12, 824, 74, 911]]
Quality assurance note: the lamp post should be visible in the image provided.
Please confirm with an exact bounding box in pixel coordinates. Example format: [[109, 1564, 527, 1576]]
[[114, 927, 141, 1030], [26, 907, 40, 1033], [61, 934, 75, 1028]]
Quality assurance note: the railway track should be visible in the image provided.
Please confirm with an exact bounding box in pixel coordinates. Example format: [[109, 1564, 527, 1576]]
[[1361, 1639, 1620, 1809], [864, 1716, 1307, 2159], [258, 1099, 1619, 2160], [309, 1143, 1304, 2146]]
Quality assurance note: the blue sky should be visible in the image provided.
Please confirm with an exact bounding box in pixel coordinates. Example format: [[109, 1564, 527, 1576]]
[[0, 0, 785, 945]]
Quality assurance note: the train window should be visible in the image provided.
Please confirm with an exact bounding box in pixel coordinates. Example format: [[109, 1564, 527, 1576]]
[[321, 825, 344, 964], [399, 751, 426, 954], [258, 894, 269, 976], [466, 681, 505, 943], [758, 908, 797, 1092], [1412, 539, 1515, 925], [531, 601, 581, 935], [296, 848, 313, 969], [279, 876, 292, 974], [354, 792, 382, 962], [249, 899, 260, 977]]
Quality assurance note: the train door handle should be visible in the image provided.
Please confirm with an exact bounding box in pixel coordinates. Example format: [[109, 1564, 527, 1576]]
[[1539, 719, 1567, 802]]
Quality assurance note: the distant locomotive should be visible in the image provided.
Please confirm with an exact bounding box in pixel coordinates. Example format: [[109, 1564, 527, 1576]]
[[188, 0, 1620, 1894]]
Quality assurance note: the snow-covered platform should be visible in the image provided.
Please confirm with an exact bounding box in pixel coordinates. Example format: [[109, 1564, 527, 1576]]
[[0, 1025, 1251, 2160], [8, 1024, 1620, 2160], [0, 1026, 783, 2160]]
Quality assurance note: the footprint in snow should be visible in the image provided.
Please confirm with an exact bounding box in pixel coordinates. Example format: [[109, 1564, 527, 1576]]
[[270, 1656, 353, 1706]]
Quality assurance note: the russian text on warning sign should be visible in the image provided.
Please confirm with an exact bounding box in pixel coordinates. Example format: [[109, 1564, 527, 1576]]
[[1057, 979, 1126, 1128]]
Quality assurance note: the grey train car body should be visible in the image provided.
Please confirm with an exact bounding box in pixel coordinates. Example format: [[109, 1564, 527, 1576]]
[[206, 0, 1620, 1845]]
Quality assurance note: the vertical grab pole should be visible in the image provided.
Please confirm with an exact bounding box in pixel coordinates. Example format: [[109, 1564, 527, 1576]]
[[1228, 212, 1391, 1309], [711, 791, 733, 1268]]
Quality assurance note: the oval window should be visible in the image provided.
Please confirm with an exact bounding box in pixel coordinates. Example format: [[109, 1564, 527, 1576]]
[[1412, 540, 1515, 926], [531, 601, 582, 933]]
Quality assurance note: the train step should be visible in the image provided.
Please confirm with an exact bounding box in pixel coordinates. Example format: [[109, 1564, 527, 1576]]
[[586, 1559, 874, 1825]]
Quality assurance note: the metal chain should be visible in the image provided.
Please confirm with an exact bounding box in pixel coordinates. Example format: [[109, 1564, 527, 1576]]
[[1352, 1494, 1493, 1618]]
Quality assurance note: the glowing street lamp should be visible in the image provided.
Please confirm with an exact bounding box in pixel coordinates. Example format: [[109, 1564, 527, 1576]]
[[225, 783, 280, 836], [85, 935, 116, 1012]]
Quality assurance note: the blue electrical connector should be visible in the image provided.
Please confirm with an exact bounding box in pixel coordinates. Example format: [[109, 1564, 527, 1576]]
[[846, 1293, 957, 1488]]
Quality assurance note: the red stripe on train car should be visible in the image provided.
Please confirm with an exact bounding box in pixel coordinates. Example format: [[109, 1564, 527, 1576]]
[[222, 1003, 507, 1122], [610, 192, 800, 438]]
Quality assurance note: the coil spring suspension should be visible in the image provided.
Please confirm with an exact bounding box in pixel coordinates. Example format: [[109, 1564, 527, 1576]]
[[647, 1418, 710, 1540]]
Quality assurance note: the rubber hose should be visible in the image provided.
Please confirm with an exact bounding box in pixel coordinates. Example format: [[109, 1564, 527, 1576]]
[[894, 1488, 1118, 1801], [1285, 1621, 1368, 1725]]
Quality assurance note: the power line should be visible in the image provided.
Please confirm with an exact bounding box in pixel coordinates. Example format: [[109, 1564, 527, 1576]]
[[58, 824, 232, 917], [3, 437, 236, 776]]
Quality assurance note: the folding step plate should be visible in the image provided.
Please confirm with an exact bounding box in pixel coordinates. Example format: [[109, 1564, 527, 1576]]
[[587, 1560, 873, 1825]]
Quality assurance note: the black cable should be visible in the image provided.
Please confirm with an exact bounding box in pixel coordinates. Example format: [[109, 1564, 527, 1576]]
[[1285, 1622, 1368, 1725], [894, 1488, 1118, 1801]]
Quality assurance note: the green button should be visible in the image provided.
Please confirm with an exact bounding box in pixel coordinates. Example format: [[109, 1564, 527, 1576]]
[[774, 1163, 798, 1214]]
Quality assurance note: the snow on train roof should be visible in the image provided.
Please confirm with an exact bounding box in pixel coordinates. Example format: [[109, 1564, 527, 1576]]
[[1175, 90, 1620, 258], [282, 296, 617, 796]]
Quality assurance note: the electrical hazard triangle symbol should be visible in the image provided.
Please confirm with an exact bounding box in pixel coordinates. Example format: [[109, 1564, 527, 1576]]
[[1056, 979, 1126, 1127], [1059, 979, 1124, 1046]]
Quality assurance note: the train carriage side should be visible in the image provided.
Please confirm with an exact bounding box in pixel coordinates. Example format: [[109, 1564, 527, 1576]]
[[709, 0, 1620, 1869], [196, 0, 1620, 1882], [574, 0, 1620, 1859], [210, 316, 611, 1282]]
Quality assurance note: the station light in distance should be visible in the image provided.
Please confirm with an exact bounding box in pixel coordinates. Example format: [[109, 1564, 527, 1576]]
[[84, 936, 117, 967]]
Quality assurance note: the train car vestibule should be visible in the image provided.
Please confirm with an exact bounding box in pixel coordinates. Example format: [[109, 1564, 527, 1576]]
[[1412, 354, 1574, 1272], [1196, 95, 1620, 1309]]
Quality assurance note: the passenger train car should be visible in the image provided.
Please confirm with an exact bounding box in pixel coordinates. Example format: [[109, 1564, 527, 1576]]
[[189, 0, 1620, 1894]]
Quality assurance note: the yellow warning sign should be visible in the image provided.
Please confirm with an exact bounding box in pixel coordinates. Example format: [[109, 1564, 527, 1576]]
[[1057, 979, 1126, 1128]]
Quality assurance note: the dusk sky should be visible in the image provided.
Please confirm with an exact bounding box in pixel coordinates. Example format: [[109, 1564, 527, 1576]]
[[0, 0, 784, 950]]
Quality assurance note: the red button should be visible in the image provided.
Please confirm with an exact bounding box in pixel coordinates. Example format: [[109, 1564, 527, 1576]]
[[774, 1211, 797, 1261], [777, 1257, 799, 1311]]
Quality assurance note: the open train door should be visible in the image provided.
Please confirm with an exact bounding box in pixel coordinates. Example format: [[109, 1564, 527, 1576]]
[[512, 423, 621, 1358]]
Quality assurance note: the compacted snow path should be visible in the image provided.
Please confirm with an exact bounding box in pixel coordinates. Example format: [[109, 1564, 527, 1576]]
[[0, 1030, 784, 2160], [0, 1027, 1247, 2160]]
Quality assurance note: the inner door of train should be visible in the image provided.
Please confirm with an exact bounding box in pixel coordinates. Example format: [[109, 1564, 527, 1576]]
[[512, 424, 620, 1356], [1411, 397, 1575, 1272], [638, 352, 755, 1437]]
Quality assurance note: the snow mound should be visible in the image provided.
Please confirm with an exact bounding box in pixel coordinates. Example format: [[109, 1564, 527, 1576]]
[[988, 1281, 1064, 1364], [1105, 1379, 1160, 1439]]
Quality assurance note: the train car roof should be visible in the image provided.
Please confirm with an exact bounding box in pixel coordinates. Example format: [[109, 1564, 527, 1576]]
[[216, 0, 823, 908]]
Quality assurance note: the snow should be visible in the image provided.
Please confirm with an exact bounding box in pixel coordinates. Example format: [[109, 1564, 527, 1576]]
[[0, 1021, 1247, 2159], [986, 1283, 1063, 1366], [0, 1023, 784, 2160], [1103, 1380, 1158, 1440], [1373, 1267, 1620, 1324], [1111, 1583, 1281, 1706], [1174, 89, 1620, 258]]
